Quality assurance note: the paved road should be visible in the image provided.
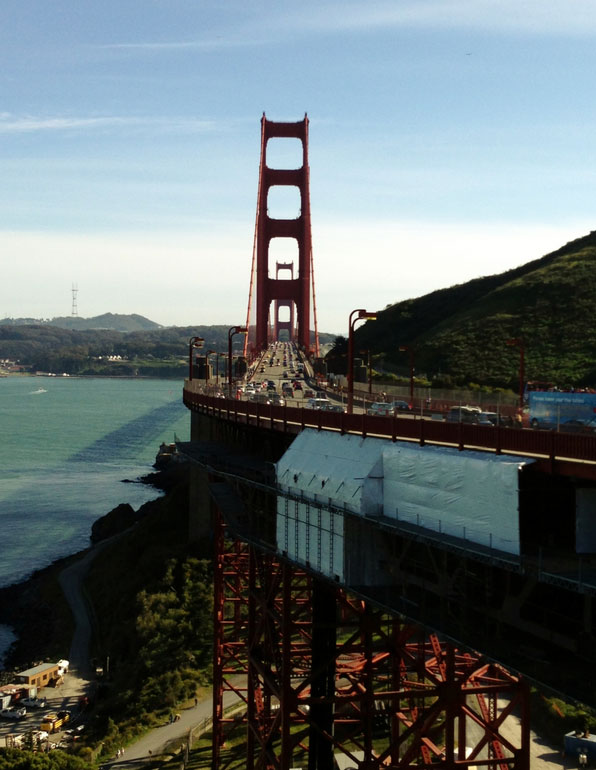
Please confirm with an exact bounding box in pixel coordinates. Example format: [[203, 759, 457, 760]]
[[97, 690, 243, 768]]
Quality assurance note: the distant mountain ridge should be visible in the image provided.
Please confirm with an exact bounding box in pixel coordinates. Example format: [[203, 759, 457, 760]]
[[0, 313, 162, 332]]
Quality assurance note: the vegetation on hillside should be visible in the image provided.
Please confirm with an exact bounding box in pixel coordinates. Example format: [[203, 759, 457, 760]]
[[0, 323, 336, 377], [0, 313, 161, 333], [81, 468, 213, 756], [0, 325, 229, 376], [0, 749, 95, 769], [341, 230, 596, 391]]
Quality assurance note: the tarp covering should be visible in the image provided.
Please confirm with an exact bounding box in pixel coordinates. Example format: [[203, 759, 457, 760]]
[[382, 443, 532, 555], [276, 429, 386, 579], [276, 429, 385, 514], [276, 430, 533, 575]]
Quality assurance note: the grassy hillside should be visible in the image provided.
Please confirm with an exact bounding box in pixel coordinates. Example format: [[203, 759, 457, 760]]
[[355, 230, 596, 389], [0, 312, 162, 332]]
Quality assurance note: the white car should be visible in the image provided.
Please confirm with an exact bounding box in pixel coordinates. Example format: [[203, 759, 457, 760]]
[[22, 697, 47, 709], [0, 706, 26, 719]]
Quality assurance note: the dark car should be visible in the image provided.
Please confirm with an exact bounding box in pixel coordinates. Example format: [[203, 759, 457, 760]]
[[320, 403, 344, 413], [389, 400, 411, 413]]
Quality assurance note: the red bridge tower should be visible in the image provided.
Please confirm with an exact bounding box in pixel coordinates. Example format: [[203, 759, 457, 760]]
[[246, 114, 318, 354]]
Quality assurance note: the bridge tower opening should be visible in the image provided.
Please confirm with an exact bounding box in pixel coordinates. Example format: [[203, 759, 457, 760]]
[[245, 114, 319, 356], [274, 261, 295, 341]]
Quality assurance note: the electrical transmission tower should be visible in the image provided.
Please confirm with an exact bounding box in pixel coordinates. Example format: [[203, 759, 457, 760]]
[[71, 283, 78, 317]]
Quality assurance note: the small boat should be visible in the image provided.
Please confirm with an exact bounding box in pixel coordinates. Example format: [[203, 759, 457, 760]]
[[155, 442, 179, 468]]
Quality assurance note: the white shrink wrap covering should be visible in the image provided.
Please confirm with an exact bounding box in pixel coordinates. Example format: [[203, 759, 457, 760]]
[[382, 443, 532, 555], [276, 430, 532, 576], [276, 429, 385, 579]]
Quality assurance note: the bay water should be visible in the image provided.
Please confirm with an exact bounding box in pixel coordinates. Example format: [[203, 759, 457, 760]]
[[0, 376, 190, 666]]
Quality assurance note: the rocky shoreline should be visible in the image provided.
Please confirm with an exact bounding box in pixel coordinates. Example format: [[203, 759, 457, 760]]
[[0, 461, 187, 677]]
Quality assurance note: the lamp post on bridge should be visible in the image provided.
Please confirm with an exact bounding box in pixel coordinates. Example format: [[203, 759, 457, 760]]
[[399, 345, 415, 408], [506, 338, 525, 410], [188, 336, 204, 381], [228, 326, 248, 398], [348, 309, 377, 414]]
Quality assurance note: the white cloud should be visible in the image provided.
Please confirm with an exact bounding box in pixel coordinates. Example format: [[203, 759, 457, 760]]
[[285, 0, 596, 37], [99, 37, 247, 52], [103, 0, 596, 50], [0, 114, 216, 135]]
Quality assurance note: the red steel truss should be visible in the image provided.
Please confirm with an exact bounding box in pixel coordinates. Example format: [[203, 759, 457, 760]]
[[246, 114, 317, 354], [211, 506, 530, 770]]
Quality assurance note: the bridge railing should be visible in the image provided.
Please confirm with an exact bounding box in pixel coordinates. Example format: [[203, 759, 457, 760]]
[[183, 382, 596, 464]]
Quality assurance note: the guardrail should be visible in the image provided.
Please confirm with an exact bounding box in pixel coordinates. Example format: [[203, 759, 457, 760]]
[[183, 385, 596, 468]]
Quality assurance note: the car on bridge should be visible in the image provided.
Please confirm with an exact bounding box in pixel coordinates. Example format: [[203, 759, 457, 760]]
[[445, 405, 482, 423], [560, 417, 596, 434], [320, 402, 344, 413], [21, 696, 47, 709], [367, 401, 411, 416], [389, 400, 411, 413], [306, 398, 331, 410]]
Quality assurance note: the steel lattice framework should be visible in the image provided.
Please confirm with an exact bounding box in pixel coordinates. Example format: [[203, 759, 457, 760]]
[[211, 504, 530, 770]]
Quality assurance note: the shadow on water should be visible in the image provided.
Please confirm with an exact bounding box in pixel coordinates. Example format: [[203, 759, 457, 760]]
[[68, 399, 187, 464]]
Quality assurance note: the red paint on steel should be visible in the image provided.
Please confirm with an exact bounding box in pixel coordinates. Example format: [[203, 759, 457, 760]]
[[210, 523, 530, 769], [255, 115, 315, 352]]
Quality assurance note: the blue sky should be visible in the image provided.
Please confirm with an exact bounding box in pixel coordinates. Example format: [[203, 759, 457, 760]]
[[1, 0, 595, 334]]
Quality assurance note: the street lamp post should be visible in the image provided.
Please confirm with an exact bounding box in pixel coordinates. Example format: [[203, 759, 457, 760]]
[[228, 326, 248, 398], [348, 309, 377, 414], [506, 338, 525, 410], [399, 345, 415, 408], [188, 336, 204, 381]]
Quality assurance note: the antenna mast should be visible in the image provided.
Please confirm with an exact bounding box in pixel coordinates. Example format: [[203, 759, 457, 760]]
[[71, 283, 78, 317]]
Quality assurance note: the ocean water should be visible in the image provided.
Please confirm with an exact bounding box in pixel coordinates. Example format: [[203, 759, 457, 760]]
[[0, 376, 190, 665]]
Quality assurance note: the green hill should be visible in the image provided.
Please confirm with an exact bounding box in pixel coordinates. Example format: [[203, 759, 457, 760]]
[[353, 230, 596, 389], [0, 312, 162, 332]]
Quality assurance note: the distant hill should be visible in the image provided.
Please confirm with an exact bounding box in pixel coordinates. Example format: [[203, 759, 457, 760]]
[[0, 313, 162, 332], [0, 319, 337, 377], [350, 229, 596, 389]]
